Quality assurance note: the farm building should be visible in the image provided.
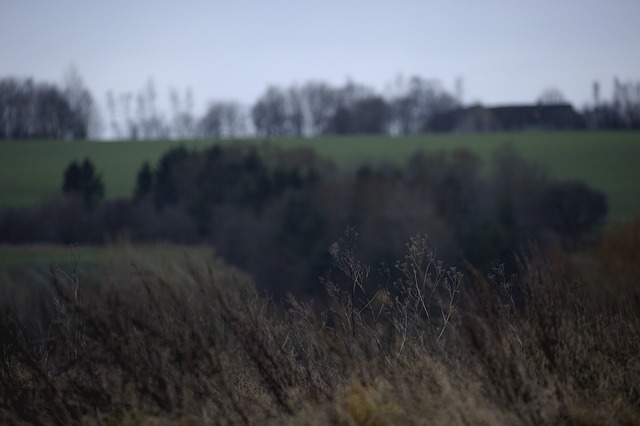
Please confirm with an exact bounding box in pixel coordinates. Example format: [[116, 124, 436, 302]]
[[427, 103, 586, 132]]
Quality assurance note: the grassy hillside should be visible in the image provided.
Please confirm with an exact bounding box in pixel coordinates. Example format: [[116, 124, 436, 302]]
[[0, 131, 638, 222]]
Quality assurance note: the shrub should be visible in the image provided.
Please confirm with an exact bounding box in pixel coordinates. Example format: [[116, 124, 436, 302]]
[[542, 180, 608, 240]]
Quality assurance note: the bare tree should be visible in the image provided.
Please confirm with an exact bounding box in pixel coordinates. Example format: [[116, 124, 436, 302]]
[[0, 78, 30, 138], [584, 78, 640, 129], [324, 93, 390, 135], [0, 72, 103, 140], [222, 102, 248, 138], [252, 86, 289, 137], [454, 76, 465, 105], [105, 90, 121, 139], [391, 76, 459, 135], [120, 92, 138, 139], [286, 86, 305, 137], [198, 102, 224, 138], [301, 81, 339, 136], [198, 101, 247, 139], [0, 77, 90, 139], [138, 79, 169, 139], [613, 78, 640, 128], [324, 81, 384, 135], [169, 86, 195, 139], [106, 79, 170, 140], [537, 87, 567, 105], [62, 65, 100, 139], [336, 80, 373, 106], [592, 81, 601, 106]]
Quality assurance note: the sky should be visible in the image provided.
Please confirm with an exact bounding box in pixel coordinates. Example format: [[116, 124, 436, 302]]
[[1, 0, 639, 118]]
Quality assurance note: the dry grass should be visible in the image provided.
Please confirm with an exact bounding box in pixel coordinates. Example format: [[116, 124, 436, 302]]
[[1, 229, 639, 425]]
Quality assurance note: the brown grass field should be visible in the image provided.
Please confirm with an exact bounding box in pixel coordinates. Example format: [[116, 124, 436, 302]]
[[1, 222, 639, 425]]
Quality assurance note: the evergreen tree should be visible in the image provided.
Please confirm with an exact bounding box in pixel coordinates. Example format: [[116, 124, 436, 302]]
[[62, 158, 104, 209]]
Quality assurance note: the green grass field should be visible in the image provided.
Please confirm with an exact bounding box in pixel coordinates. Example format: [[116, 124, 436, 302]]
[[1, 131, 639, 222]]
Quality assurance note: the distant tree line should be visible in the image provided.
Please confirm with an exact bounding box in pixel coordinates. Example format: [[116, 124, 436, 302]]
[[0, 67, 98, 139], [1, 70, 639, 140], [105, 80, 199, 140], [103, 76, 461, 140], [583, 79, 640, 129], [248, 77, 461, 137]]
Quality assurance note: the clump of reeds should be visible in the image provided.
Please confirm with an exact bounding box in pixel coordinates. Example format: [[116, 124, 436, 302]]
[[1, 228, 639, 425]]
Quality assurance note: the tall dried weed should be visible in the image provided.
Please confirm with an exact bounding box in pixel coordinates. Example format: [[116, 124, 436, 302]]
[[1, 229, 639, 425]]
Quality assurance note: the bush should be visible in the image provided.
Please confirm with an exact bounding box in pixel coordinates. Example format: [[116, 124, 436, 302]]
[[542, 180, 608, 240]]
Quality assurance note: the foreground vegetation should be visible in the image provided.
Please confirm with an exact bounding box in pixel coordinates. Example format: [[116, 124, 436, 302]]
[[1, 131, 639, 221], [1, 224, 639, 425]]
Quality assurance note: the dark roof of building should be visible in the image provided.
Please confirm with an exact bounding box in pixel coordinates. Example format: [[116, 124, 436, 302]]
[[427, 103, 586, 132]]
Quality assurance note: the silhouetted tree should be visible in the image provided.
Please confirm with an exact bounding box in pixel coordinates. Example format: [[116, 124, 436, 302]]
[[133, 161, 154, 202], [335, 81, 373, 106], [169, 86, 195, 139], [613, 78, 640, 128], [198, 103, 224, 138], [105, 90, 121, 138], [137, 79, 170, 139], [33, 84, 73, 138], [583, 78, 640, 129], [326, 95, 390, 135], [62, 158, 105, 209], [119, 92, 138, 139], [287, 86, 305, 137], [106, 80, 170, 140], [537, 87, 567, 105], [152, 146, 189, 209], [252, 86, 289, 137], [390, 76, 459, 134], [542, 180, 608, 240], [0, 78, 80, 139], [351, 96, 390, 134], [328, 105, 352, 134], [62, 161, 82, 193], [62, 65, 98, 139], [301, 81, 338, 136], [198, 101, 247, 138]]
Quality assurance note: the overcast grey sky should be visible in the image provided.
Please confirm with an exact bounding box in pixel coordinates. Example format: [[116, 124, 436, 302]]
[[1, 0, 639, 115]]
